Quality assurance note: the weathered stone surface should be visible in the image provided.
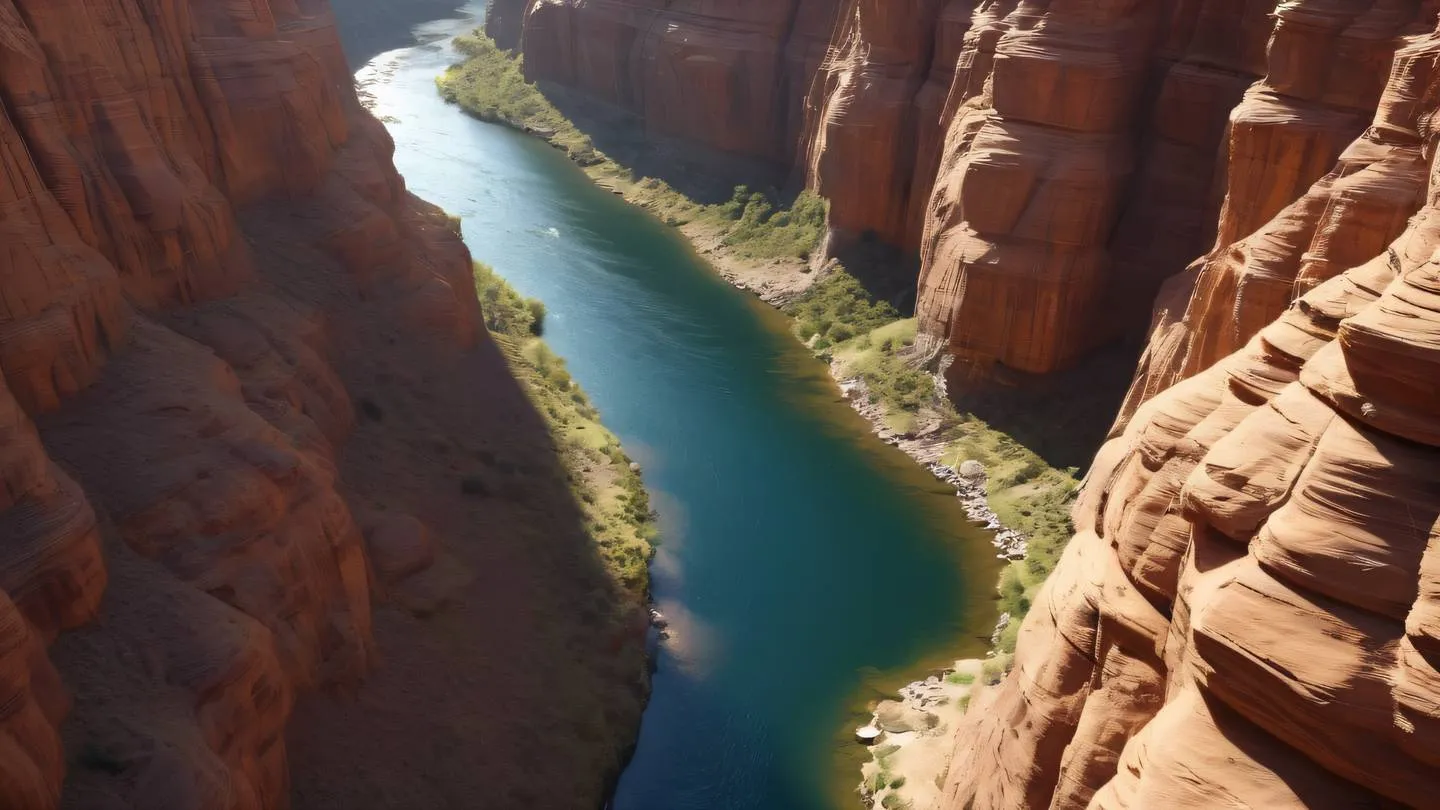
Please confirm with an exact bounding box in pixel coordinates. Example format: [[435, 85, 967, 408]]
[[1100, 0, 1274, 340], [801, 0, 972, 253], [0, 0, 482, 806], [1117, 3, 1436, 426], [514, 0, 842, 164], [940, 18, 1440, 808], [486, 0, 529, 51], [909, 1, 1432, 378], [914, 0, 1172, 374]]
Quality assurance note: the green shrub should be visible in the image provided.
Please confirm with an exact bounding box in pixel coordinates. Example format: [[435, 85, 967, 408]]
[[469, 260, 655, 595], [786, 267, 900, 344], [711, 188, 827, 260], [437, 32, 596, 159], [527, 298, 547, 336]]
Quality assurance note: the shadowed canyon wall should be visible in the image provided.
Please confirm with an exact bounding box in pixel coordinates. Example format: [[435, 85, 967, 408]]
[[0, 1, 646, 807]]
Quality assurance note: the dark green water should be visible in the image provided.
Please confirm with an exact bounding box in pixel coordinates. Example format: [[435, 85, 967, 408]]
[[355, 6, 997, 808]]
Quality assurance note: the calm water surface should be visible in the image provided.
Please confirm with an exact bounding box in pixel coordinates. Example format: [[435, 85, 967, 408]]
[[354, 6, 998, 808]]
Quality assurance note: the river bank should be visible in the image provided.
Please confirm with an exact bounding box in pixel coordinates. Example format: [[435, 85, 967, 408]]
[[433, 27, 1075, 808]]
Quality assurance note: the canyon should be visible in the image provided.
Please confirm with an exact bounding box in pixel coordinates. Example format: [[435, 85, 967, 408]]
[[489, 0, 1440, 808], [8, 0, 1440, 806], [0, 1, 650, 808]]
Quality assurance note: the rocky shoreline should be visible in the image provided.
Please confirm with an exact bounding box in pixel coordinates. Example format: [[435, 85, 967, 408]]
[[833, 373, 1028, 562], [448, 67, 1031, 807]]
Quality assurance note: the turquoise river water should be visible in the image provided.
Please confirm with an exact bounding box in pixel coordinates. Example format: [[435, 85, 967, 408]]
[[354, 5, 998, 808]]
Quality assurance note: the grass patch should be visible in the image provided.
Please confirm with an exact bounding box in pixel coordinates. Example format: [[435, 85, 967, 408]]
[[788, 267, 902, 349], [981, 655, 1010, 686], [438, 33, 597, 160], [475, 262, 547, 337], [945, 671, 976, 686], [474, 261, 656, 594], [439, 31, 825, 262], [799, 271, 1079, 662]]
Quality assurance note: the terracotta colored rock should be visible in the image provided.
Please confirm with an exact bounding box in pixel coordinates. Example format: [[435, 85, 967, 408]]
[[802, 0, 970, 253], [513, 0, 842, 163], [1100, 0, 1274, 339], [915, 0, 1171, 374], [1118, 6, 1435, 427], [940, 20, 1440, 808], [0, 0, 483, 806], [912, 1, 1433, 377]]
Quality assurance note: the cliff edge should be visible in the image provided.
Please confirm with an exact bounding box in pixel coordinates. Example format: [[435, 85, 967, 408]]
[[941, 12, 1440, 808], [0, 1, 646, 808]]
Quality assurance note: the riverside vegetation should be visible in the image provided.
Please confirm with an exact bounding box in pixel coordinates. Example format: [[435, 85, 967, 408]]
[[474, 261, 656, 596], [439, 28, 1073, 675]]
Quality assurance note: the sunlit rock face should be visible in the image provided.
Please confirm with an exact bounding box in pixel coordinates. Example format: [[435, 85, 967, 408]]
[[939, 13, 1440, 809], [800, 0, 973, 254]]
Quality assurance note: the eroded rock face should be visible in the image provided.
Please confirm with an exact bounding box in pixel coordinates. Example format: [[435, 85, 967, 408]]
[[801, 0, 972, 253], [513, 0, 842, 164], [941, 18, 1440, 809], [0, 0, 484, 806], [913, 0, 1175, 374]]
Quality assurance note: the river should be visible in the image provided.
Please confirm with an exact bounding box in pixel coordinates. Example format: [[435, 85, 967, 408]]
[[352, 5, 998, 808]]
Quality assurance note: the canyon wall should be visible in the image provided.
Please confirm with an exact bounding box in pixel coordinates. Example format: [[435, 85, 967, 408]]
[[0, 1, 645, 807], [493, 2, 1440, 804], [941, 10, 1440, 809], [487, 0, 1286, 375], [506, 0, 843, 165], [799, 0, 973, 253]]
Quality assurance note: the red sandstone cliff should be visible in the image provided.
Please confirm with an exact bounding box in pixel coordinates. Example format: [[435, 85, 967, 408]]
[[492, 0, 1286, 375], [0, 1, 644, 807], [508, 0, 842, 165], [799, 0, 972, 254], [940, 12, 1440, 809]]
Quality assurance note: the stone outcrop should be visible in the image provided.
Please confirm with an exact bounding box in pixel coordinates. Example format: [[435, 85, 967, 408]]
[[492, 0, 1432, 382], [1117, 0, 1436, 425], [914, 0, 1178, 374], [0, 1, 644, 808], [800, 0, 973, 253], [510, 0, 843, 164], [940, 16, 1440, 809], [909, 0, 1436, 378]]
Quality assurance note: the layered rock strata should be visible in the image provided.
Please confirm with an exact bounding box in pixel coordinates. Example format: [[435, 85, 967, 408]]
[[512, 0, 843, 164], [1117, 0, 1437, 425], [801, 0, 973, 253], [0, 0, 643, 807], [940, 18, 1440, 809], [913, 0, 1174, 374]]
